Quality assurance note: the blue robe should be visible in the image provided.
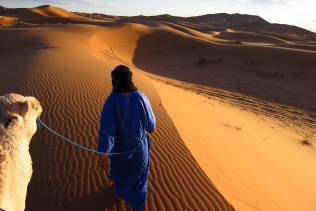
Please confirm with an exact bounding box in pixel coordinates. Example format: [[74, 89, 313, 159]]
[[97, 91, 156, 211]]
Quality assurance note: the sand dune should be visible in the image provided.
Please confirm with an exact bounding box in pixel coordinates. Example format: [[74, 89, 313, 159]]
[[1, 5, 316, 211], [0, 16, 17, 26], [273, 43, 316, 52], [0, 5, 82, 19], [132, 28, 316, 114], [0, 5, 106, 26], [0, 24, 234, 211], [152, 77, 316, 211], [29, 5, 82, 18], [213, 31, 288, 44], [116, 12, 316, 39]]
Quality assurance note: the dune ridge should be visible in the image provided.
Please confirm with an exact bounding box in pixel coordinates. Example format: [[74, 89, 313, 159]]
[[30, 5, 81, 18]]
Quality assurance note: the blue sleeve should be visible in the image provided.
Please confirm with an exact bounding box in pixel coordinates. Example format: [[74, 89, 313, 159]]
[[97, 95, 116, 153], [141, 93, 156, 133]]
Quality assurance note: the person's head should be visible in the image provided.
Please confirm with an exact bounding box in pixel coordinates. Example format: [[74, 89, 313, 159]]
[[111, 65, 138, 93]]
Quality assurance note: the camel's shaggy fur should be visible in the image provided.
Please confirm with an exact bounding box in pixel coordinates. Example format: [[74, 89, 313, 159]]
[[0, 93, 42, 211]]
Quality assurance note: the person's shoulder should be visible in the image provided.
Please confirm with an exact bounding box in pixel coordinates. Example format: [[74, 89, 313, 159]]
[[108, 92, 118, 98], [104, 92, 116, 104], [134, 90, 148, 99], [134, 90, 146, 97]]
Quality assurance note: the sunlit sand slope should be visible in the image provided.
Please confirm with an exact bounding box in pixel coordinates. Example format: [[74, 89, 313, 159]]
[[152, 78, 316, 211], [0, 16, 17, 26]]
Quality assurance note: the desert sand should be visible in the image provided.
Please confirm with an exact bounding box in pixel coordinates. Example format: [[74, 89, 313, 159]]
[[152, 77, 316, 211], [0, 5, 316, 211]]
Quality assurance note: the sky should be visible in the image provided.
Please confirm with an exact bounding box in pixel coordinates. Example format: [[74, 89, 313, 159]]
[[1, 0, 316, 32]]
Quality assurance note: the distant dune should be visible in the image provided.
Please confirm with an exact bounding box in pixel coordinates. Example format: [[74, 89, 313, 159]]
[[0, 5, 81, 19], [0, 16, 17, 26], [1, 4, 316, 39], [213, 30, 287, 44], [1, 4, 316, 211], [0, 5, 108, 25]]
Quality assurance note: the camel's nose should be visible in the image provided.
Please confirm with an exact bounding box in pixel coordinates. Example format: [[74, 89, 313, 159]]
[[36, 118, 42, 129]]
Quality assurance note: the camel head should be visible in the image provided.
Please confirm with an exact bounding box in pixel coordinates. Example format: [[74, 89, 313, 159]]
[[0, 93, 42, 140]]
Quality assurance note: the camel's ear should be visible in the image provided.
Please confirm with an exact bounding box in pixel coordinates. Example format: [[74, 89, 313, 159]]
[[10, 100, 29, 117]]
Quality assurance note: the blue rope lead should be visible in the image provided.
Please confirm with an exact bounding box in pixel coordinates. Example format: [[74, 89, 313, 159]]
[[36, 118, 142, 157]]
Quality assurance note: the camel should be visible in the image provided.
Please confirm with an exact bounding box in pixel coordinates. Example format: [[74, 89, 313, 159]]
[[0, 93, 42, 211]]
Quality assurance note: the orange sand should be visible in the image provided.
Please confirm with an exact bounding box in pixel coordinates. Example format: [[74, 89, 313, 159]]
[[152, 78, 316, 211]]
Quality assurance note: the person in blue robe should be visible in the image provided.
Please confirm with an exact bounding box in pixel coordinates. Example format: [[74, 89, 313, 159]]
[[97, 65, 156, 211]]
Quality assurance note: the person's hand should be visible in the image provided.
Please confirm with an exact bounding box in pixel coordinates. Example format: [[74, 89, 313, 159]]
[[99, 155, 110, 171]]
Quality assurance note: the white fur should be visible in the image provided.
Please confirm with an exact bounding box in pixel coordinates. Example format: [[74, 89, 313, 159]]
[[0, 93, 42, 211]]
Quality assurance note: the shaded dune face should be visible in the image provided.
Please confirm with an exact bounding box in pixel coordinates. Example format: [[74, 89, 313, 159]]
[[0, 26, 234, 210]]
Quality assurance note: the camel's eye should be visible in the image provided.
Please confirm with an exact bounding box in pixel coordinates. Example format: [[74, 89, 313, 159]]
[[5, 116, 18, 128]]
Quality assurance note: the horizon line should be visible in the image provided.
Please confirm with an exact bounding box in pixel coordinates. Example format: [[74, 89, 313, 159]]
[[1, 3, 315, 33]]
